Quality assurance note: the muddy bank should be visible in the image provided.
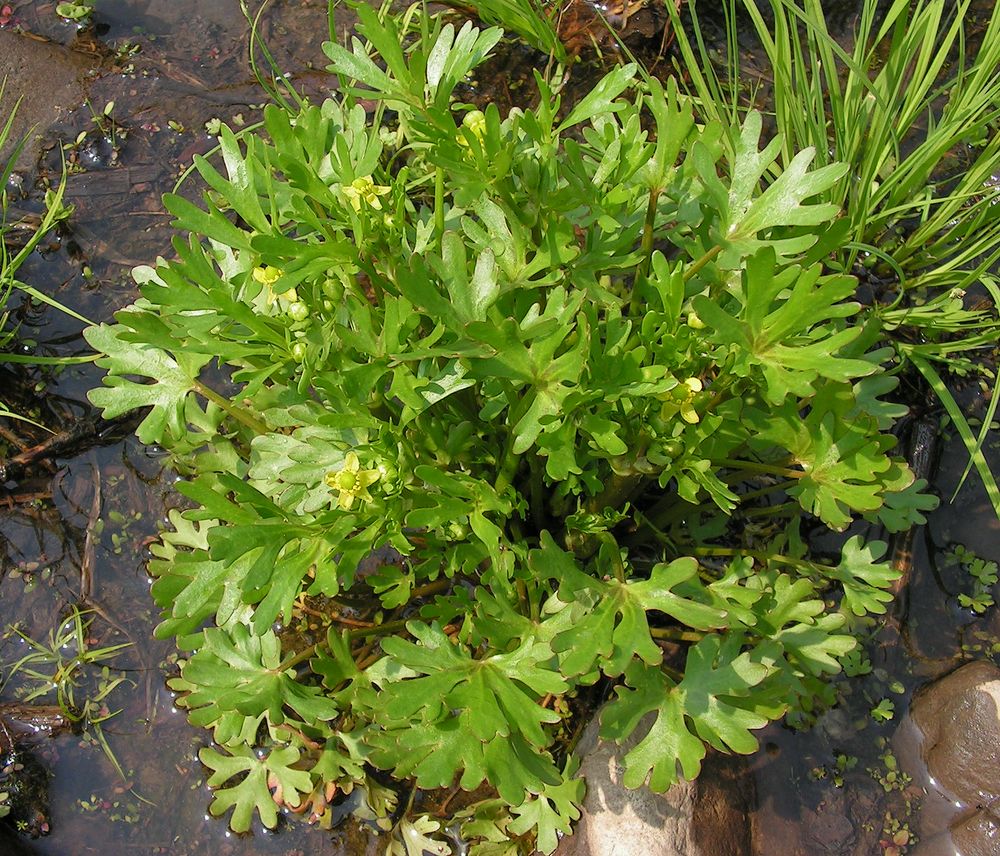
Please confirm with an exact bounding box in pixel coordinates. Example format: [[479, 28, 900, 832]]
[[0, 29, 93, 169]]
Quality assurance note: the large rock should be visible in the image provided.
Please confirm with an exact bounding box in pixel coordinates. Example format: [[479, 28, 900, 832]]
[[894, 661, 1000, 856], [0, 30, 92, 170], [552, 712, 753, 856]]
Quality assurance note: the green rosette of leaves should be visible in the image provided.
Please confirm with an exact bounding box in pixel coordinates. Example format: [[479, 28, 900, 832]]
[[84, 7, 935, 852]]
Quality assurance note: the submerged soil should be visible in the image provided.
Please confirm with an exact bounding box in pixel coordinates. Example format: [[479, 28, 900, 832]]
[[0, 1, 998, 854]]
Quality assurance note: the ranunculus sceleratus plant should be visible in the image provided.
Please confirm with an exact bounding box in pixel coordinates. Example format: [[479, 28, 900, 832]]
[[84, 6, 935, 852]]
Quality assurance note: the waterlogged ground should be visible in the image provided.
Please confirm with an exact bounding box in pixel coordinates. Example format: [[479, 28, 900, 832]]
[[1, 2, 380, 853], [0, 1, 998, 854]]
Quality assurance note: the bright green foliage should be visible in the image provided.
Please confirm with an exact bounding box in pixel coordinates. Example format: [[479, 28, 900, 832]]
[[175, 625, 337, 726], [200, 745, 312, 832], [508, 774, 584, 854], [828, 536, 899, 616], [83, 7, 939, 853], [86, 323, 210, 444], [530, 533, 727, 677], [948, 543, 998, 615], [670, 0, 1000, 516], [391, 815, 452, 856], [369, 621, 566, 801], [692, 251, 875, 404], [600, 636, 772, 791], [746, 383, 906, 530]]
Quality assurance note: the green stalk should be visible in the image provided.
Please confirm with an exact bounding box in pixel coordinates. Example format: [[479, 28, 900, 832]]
[[277, 642, 321, 673], [276, 618, 411, 673], [434, 166, 445, 245], [660, 662, 684, 683], [348, 618, 411, 640], [598, 533, 627, 583], [494, 443, 521, 493], [650, 627, 705, 643], [529, 464, 546, 533], [739, 501, 799, 518], [410, 578, 452, 599], [736, 480, 798, 503], [588, 471, 643, 516], [684, 244, 723, 282], [629, 187, 661, 316], [193, 380, 269, 435], [690, 546, 826, 573], [528, 581, 540, 623], [718, 457, 803, 479], [516, 579, 530, 618]]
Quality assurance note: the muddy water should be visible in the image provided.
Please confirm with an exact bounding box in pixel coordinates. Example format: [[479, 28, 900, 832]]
[[0, 1, 998, 854]]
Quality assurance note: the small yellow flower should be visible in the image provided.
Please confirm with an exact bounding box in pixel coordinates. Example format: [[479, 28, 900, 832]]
[[253, 264, 282, 286], [660, 377, 704, 425], [325, 452, 380, 510], [457, 110, 487, 147], [251, 264, 297, 308], [678, 377, 703, 424], [342, 176, 390, 212]]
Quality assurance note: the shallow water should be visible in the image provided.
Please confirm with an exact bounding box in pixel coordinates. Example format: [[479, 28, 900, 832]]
[[0, 1, 998, 854], [1, 2, 381, 853]]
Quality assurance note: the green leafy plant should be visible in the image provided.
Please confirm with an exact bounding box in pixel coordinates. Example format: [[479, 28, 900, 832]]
[[870, 698, 895, 723], [668, 0, 1000, 517], [1, 607, 134, 787], [868, 746, 911, 793], [450, 0, 567, 63], [948, 543, 999, 614], [54, 1, 95, 24], [1, 608, 131, 725], [83, 5, 940, 852]]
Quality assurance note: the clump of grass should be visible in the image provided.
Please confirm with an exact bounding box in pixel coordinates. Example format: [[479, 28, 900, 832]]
[[1, 82, 88, 428], [453, 0, 567, 63]]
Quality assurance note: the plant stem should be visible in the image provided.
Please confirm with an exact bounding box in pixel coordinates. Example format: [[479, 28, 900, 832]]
[[739, 501, 799, 518], [529, 464, 546, 533], [410, 578, 452, 599], [348, 618, 410, 639], [193, 380, 269, 435], [630, 188, 661, 316], [684, 244, 723, 282], [588, 471, 643, 516], [528, 581, 540, 623], [690, 545, 827, 573], [277, 642, 321, 673], [599, 533, 627, 583], [718, 457, 803, 479], [494, 443, 521, 493], [434, 166, 445, 245], [516, 579, 530, 617], [737, 480, 798, 503], [276, 618, 411, 673], [660, 661, 684, 683], [650, 627, 705, 643]]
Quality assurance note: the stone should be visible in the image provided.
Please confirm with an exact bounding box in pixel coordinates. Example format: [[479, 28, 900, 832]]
[[895, 661, 1000, 856], [909, 802, 1000, 856], [0, 30, 92, 170], [551, 712, 753, 856], [951, 801, 1000, 856]]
